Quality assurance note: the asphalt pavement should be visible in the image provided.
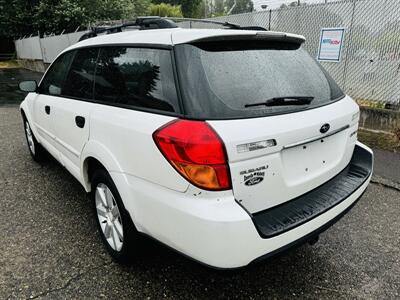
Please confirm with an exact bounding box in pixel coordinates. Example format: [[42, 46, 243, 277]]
[[0, 68, 42, 104], [372, 148, 400, 184], [0, 68, 399, 299]]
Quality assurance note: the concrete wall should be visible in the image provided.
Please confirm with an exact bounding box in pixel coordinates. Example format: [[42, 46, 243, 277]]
[[40, 31, 85, 63], [17, 59, 49, 73], [15, 36, 42, 60], [360, 107, 400, 134], [14, 31, 88, 64]]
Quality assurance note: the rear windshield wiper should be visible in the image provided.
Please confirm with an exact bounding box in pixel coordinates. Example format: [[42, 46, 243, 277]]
[[244, 96, 314, 108]]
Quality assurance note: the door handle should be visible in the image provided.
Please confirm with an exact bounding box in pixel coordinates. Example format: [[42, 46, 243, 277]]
[[45, 105, 50, 115], [75, 116, 85, 128]]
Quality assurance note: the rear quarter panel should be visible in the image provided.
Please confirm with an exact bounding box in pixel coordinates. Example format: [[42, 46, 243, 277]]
[[85, 104, 189, 192]]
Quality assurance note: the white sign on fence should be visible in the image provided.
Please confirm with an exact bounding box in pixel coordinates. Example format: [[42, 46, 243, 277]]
[[317, 28, 345, 63]]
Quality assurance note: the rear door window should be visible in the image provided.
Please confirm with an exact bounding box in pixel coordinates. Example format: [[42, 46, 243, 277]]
[[175, 40, 345, 119], [94, 47, 179, 113], [62, 48, 98, 100]]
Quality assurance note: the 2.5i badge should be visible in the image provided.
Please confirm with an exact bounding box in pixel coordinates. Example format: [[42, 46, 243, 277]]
[[240, 166, 267, 186]]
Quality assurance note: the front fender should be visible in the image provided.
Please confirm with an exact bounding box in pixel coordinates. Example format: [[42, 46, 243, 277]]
[[20, 95, 40, 141]]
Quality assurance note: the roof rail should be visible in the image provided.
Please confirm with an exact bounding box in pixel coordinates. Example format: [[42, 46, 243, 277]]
[[79, 16, 267, 41], [79, 17, 178, 41]]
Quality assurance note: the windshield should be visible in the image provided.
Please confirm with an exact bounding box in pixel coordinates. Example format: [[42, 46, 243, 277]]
[[175, 40, 345, 119]]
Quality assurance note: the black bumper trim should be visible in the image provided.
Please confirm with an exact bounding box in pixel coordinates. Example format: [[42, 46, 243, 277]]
[[252, 145, 373, 239], [250, 189, 366, 266]]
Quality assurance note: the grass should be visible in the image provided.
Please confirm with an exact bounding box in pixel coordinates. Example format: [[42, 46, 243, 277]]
[[0, 60, 20, 68], [358, 129, 400, 153], [356, 99, 400, 110], [356, 99, 386, 109]]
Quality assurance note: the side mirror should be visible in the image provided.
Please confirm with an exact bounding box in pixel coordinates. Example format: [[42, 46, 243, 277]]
[[19, 80, 38, 93]]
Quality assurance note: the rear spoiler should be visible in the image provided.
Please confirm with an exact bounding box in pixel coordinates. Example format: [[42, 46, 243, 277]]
[[189, 32, 306, 45]]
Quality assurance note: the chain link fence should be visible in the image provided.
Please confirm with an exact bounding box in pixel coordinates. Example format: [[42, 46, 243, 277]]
[[181, 0, 400, 109]]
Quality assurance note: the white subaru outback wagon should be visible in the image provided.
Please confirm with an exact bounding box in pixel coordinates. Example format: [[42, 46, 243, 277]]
[[19, 19, 373, 269]]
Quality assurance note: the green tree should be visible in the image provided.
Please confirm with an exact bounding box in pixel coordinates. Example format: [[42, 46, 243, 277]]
[[131, 0, 153, 16], [225, 0, 253, 14], [151, 0, 202, 17], [213, 0, 226, 16], [148, 3, 183, 17], [192, 0, 205, 18], [0, 0, 37, 37], [0, 0, 152, 37], [34, 0, 88, 34]]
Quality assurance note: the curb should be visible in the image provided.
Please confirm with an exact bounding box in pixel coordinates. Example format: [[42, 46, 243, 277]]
[[371, 175, 400, 192]]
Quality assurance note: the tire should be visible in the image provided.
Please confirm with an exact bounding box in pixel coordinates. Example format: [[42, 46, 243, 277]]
[[91, 168, 138, 263], [23, 117, 47, 162]]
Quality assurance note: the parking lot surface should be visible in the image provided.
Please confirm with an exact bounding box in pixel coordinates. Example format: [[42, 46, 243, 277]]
[[0, 68, 42, 104], [1, 105, 399, 299]]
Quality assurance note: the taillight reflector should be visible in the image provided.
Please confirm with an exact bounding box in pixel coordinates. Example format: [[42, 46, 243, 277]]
[[153, 120, 231, 191]]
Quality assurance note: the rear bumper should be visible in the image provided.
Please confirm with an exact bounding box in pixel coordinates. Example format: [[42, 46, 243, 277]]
[[251, 188, 366, 265], [252, 143, 373, 238], [113, 142, 373, 269]]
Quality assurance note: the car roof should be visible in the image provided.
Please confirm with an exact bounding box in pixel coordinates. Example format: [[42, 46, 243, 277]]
[[64, 28, 305, 52]]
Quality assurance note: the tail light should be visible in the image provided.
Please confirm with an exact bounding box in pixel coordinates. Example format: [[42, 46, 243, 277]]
[[153, 120, 231, 191]]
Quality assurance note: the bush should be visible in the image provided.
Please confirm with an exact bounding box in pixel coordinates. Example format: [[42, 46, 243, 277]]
[[148, 3, 183, 17]]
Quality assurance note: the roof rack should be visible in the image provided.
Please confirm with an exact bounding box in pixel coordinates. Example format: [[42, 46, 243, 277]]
[[79, 16, 267, 41], [79, 17, 178, 41]]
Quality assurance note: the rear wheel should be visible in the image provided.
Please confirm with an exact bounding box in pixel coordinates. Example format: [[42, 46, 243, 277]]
[[23, 118, 47, 162], [91, 169, 138, 263]]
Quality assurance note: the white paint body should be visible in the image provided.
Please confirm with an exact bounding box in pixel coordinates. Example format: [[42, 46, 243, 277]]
[[20, 28, 372, 269]]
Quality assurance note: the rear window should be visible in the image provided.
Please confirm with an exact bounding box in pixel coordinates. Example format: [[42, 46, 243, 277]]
[[94, 47, 179, 113], [175, 40, 345, 119]]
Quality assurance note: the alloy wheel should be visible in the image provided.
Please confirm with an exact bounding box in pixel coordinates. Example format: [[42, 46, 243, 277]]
[[95, 183, 124, 251], [25, 121, 35, 155]]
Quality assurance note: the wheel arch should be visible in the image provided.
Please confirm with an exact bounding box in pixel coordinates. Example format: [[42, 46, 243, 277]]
[[20, 100, 31, 122], [20, 107, 27, 119], [81, 140, 124, 192], [20, 101, 41, 142]]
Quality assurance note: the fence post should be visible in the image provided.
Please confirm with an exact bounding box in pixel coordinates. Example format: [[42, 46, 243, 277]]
[[343, 0, 357, 91], [38, 31, 46, 63], [268, 9, 272, 30]]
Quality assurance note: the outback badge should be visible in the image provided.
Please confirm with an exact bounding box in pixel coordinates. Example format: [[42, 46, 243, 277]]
[[241, 166, 267, 186], [245, 176, 264, 186]]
